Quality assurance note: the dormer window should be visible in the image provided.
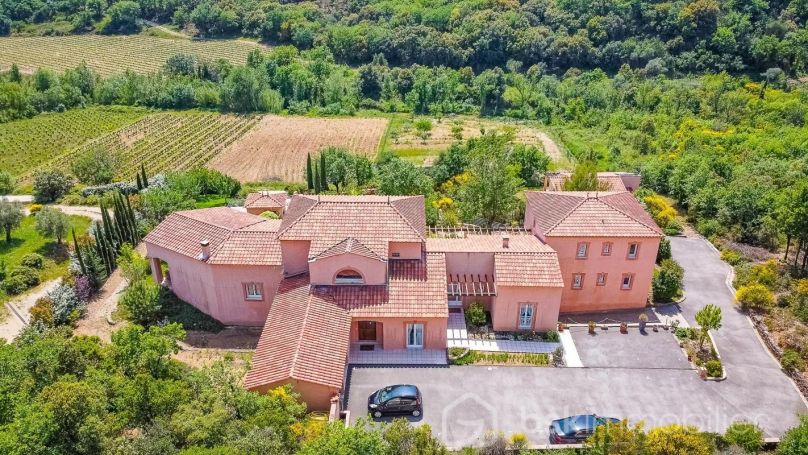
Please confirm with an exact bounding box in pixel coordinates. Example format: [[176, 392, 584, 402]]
[[335, 269, 364, 284]]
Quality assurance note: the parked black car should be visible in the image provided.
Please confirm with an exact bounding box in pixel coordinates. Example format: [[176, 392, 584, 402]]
[[367, 384, 422, 418], [549, 414, 621, 444]]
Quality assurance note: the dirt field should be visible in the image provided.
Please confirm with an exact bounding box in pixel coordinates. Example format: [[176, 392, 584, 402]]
[[208, 115, 389, 182]]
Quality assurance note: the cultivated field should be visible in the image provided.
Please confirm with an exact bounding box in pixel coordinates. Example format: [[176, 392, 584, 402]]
[[389, 117, 563, 165], [0, 35, 260, 76], [0, 107, 148, 177], [209, 115, 389, 182], [30, 112, 258, 181]]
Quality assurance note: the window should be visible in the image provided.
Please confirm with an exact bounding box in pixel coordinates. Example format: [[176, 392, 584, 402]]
[[335, 269, 364, 284], [244, 282, 263, 301], [406, 323, 424, 348], [627, 243, 639, 259], [602, 242, 612, 256], [519, 303, 534, 329], [576, 242, 588, 258], [596, 273, 607, 286], [572, 274, 584, 289], [392, 252, 401, 258], [621, 274, 634, 290]]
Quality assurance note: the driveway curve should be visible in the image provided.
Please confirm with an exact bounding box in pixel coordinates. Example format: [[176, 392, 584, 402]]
[[669, 234, 807, 432]]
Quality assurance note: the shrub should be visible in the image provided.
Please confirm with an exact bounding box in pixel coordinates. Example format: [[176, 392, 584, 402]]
[[36, 207, 70, 244], [663, 219, 683, 235], [1, 276, 30, 295], [0, 170, 14, 194], [735, 284, 775, 310], [721, 249, 745, 266], [781, 349, 805, 373], [652, 259, 684, 302], [28, 203, 43, 214], [480, 431, 508, 455], [71, 148, 118, 185], [74, 275, 93, 302], [697, 219, 724, 238], [705, 360, 723, 377], [465, 301, 486, 327], [724, 421, 763, 454], [509, 433, 528, 453], [33, 169, 75, 203], [120, 279, 162, 325], [48, 283, 83, 325], [117, 244, 151, 283], [29, 296, 55, 326], [81, 181, 139, 197], [11, 266, 40, 287], [778, 415, 808, 455], [543, 330, 560, 342], [20, 253, 44, 269], [646, 424, 712, 455], [657, 237, 672, 263]]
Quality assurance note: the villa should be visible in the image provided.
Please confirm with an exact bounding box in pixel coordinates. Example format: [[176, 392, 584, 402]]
[[144, 181, 661, 411]]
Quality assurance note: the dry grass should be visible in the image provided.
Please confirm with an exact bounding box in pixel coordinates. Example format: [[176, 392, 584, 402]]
[[208, 115, 389, 182], [0, 35, 261, 76]]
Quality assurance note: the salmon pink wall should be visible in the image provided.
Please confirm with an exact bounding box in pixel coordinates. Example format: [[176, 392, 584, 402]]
[[491, 287, 562, 331], [366, 317, 447, 350], [388, 242, 423, 259], [281, 240, 311, 275], [619, 174, 641, 192], [145, 244, 282, 326], [546, 236, 660, 313], [443, 252, 495, 277], [249, 379, 339, 412], [246, 207, 283, 217], [309, 253, 387, 285]]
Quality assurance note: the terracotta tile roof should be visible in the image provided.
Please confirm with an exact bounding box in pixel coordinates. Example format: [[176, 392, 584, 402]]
[[144, 207, 283, 265], [545, 172, 628, 192], [244, 274, 352, 391], [313, 238, 383, 262], [426, 233, 554, 253], [494, 253, 564, 287], [525, 191, 662, 238], [244, 191, 287, 210], [278, 195, 426, 258]]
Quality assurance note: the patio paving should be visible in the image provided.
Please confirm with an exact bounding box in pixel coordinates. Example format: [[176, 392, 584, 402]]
[[447, 313, 561, 354], [348, 347, 447, 365]]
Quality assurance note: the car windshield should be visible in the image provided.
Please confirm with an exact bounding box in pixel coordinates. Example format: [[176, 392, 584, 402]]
[[378, 385, 416, 402]]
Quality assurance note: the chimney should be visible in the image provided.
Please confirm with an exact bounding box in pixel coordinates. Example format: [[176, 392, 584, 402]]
[[502, 234, 510, 249], [200, 240, 210, 260]]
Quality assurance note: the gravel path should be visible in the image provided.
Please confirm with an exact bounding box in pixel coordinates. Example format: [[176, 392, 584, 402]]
[[536, 131, 564, 163], [0, 279, 61, 342]]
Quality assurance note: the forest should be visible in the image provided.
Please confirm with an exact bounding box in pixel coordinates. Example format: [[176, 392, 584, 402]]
[[1, 0, 808, 76]]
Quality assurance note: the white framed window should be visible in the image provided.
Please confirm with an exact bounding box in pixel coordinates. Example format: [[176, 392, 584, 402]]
[[335, 269, 364, 284], [596, 273, 607, 286], [621, 274, 634, 290], [627, 243, 639, 259], [602, 242, 612, 256], [576, 242, 588, 258], [406, 323, 424, 349], [244, 282, 263, 301], [572, 273, 584, 289], [518, 303, 534, 329]]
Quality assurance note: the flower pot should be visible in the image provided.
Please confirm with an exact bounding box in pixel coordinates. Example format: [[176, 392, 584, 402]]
[[620, 323, 628, 334]]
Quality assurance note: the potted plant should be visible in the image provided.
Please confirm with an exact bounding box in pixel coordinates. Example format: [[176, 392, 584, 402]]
[[638, 313, 648, 333], [620, 322, 628, 334], [588, 321, 596, 335], [557, 322, 565, 332]]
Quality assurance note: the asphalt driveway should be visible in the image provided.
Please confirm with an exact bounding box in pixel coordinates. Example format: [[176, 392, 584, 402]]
[[346, 234, 807, 448], [569, 326, 691, 369]]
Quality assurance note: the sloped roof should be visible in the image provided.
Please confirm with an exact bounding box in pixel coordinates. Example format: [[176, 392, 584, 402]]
[[426, 233, 554, 253], [244, 191, 287, 210], [313, 237, 384, 262], [278, 195, 426, 258], [494, 253, 564, 287], [244, 274, 352, 391], [245, 253, 447, 391], [144, 207, 283, 265], [525, 191, 662, 238], [545, 172, 629, 192]]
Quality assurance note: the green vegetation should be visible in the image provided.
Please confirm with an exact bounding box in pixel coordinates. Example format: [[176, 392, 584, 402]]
[[652, 258, 685, 302], [0, 212, 91, 303], [0, 107, 146, 176], [449, 350, 551, 367]]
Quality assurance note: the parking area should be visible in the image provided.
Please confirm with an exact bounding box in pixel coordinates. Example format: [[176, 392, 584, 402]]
[[346, 364, 805, 449], [569, 326, 691, 369]]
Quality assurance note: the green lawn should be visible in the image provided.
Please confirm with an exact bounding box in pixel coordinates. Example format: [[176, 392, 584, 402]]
[[194, 195, 229, 209], [0, 214, 92, 304]]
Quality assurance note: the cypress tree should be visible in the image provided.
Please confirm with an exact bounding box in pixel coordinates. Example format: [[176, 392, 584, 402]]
[[313, 163, 321, 194], [319, 153, 327, 191], [136, 173, 143, 191], [124, 195, 139, 244], [141, 164, 149, 188], [306, 153, 314, 191], [72, 228, 87, 276]]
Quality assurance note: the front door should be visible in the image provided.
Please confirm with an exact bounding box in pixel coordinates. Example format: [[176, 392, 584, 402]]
[[358, 321, 377, 342], [406, 323, 424, 349], [519, 303, 534, 329]]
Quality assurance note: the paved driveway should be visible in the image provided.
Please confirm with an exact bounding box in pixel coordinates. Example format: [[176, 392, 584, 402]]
[[569, 326, 691, 369], [346, 234, 807, 448]]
